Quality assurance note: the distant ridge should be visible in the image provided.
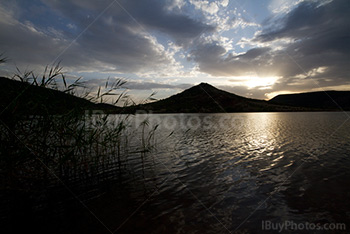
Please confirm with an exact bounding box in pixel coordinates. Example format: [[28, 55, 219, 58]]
[[269, 91, 350, 111], [1, 76, 346, 115], [131, 82, 309, 113], [0, 77, 120, 116]]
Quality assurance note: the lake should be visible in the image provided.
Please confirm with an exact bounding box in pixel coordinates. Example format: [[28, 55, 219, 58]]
[[74, 112, 349, 233], [5, 112, 350, 233]]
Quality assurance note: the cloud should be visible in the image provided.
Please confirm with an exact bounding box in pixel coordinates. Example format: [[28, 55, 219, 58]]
[[236, 47, 271, 60], [190, 42, 273, 77], [86, 78, 191, 90], [0, 0, 213, 74], [256, 0, 350, 77], [1, 0, 349, 101], [189, 0, 220, 15], [268, 0, 304, 14], [116, 0, 215, 45], [191, 0, 350, 97], [123, 81, 192, 90]]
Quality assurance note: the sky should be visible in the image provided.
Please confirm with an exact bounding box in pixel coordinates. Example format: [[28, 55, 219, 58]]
[[0, 0, 349, 103]]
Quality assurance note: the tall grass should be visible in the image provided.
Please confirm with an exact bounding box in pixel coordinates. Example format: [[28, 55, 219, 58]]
[[0, 60, 158, 193]]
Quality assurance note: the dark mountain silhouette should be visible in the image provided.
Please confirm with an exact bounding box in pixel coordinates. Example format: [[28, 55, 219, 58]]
[[2, 77, 346, 115], [0, 77, 120, 116], [269, 91, 350, 111], [130, 83, 309, 113]]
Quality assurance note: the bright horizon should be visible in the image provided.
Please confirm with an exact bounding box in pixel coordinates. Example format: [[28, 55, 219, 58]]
[[0, 0, 349, 102]]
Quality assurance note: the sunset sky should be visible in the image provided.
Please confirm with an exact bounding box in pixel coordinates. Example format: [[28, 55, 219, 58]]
[[0, 0, 349, 102]]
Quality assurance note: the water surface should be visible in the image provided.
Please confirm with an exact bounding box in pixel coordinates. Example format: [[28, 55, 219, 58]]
[[6, 112, 349, 233], [83, 112, 350, 233]]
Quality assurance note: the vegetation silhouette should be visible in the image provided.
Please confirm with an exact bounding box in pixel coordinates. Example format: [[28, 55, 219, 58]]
[[0, 57, 162, 233]]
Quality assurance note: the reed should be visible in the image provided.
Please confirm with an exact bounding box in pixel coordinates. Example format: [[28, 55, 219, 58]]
[[0, 59, 158, 192]]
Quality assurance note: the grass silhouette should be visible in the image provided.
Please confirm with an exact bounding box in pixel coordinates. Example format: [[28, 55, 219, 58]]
[[0, 56, 159, 194]]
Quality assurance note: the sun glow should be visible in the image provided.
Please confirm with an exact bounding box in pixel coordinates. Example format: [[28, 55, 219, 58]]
[[265, 90, 297, 100], [234, 76, 279, 89], [244, 76, 278, 88]]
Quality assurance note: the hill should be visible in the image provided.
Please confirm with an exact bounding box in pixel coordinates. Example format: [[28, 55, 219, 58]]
[[0, 77, 120, 116], [269, 91, 350, 111], [129, 83, 309, 113], [2, 77, 344, 115]]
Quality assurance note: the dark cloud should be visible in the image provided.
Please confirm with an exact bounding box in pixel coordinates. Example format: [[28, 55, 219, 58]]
[[0, 0, 213, 73], [191, 43, 273, 77], [258, 0, 350, 68], [236, 47, 271, 60], [123, 0, 215, 45], [258, 0, 350, 44], [1, 0, 349, 100], [192, 0, 350, 96], [42, 0, 214, 44], [124, 81, 191, 90], [85, 78, 191, 91]]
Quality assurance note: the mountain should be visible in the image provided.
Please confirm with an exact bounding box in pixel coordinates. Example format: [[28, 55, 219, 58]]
[[2, 76, 345, 115], [0, 77, 120, 116], [130, 83, 309, 113], [269, 91, 350, 111]]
